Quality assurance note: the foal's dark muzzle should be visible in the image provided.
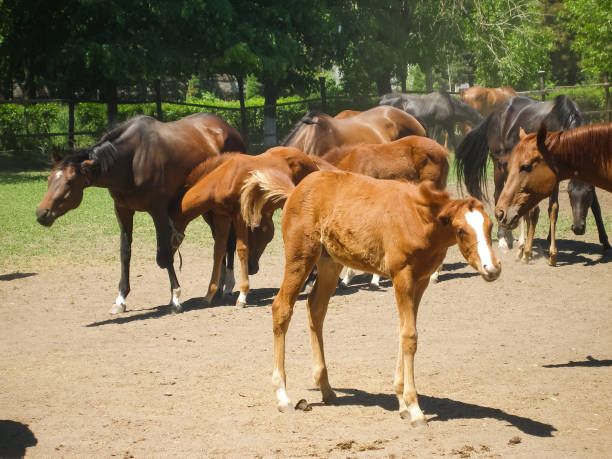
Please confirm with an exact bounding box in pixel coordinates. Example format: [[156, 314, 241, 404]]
[[36, 208, 54, 227], [572, 222, 586, 235]]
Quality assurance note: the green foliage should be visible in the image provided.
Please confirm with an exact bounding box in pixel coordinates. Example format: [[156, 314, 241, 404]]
[[562, 0, 612, 78]]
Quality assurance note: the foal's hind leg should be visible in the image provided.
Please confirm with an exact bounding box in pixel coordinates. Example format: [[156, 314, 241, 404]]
[[307, 255, 343, 404], [591, 191, 612, 251], [272, 242, 321, 412], [111, 205, 135, 314], [233, 215, 251, 308], [546, 184, 560, 266], [204, 215, 231, 305]]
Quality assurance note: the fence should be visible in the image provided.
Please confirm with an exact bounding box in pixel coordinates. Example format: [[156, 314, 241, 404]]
[[1, 77, 610, 154]]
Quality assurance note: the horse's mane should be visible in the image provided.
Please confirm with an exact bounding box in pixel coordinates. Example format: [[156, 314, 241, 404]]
[[547, 123, 612, 168], [281, 111, 328, 146], [454, 113, 493, 200], [545, 95, 584, 130]]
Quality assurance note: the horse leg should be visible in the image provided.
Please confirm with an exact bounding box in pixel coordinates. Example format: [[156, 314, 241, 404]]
[[429, 263, 443, 284], [392, 270, 428, 426], [590, 190, 611, 252], [340, 266, 357, 287], [272, 242, 321, 412], [204, 215, 231, 306], [233, 215, 250, 308], [519, 207, 539, 263], [493, 162, 513, 250], [111, 205, 135, 314], [547, 185, 559, 266], [223, 226, 237, 296], [370, 274, 381, 289], [307, 254, 343, 404], [303, 267, 317, 294], [152, 207, 181, 313]]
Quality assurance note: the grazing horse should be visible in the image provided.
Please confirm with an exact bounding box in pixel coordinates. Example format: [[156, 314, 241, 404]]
[[246, 170, 500, 425], [170, 147, 323, 307], [333, 110, 361, 119], [379, 91, 483, 150], [454, 95, 608, 265], [317, 136, 450, 286], [282, 105, 426, 156], [496, 124, 612, 235], [460, 86, 517, 117], [36, 113, 245, 314]]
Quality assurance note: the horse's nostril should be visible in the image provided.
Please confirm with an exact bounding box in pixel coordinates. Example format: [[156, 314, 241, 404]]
[[495, 209, 505, 222]]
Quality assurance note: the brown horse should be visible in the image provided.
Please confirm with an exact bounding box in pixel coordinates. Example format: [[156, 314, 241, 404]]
[[36, 113, 245, 314], [460, 86, 517, 117], [282, 105, 426, 156], [170, 146, 323, 307], [318, 136, 450, 286], [496, 123, 612, 231], [333, 110, 362, 119], [246, 170, 500, 424]]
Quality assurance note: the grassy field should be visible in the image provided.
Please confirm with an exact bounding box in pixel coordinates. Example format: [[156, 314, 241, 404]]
[[1, 151, 609, 272]]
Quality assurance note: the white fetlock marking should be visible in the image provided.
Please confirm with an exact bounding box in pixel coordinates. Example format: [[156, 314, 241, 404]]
[[172, 287, 181, 308], [276, 388, 292, 411], [223, 268, 235, 296], [408, 403, 424, 422], [341, 267, 357, 286], [370, 274, 380, 288], [238, 292, 247, 304], [429, 271, 439, 283], [115, 294, 126, 307]]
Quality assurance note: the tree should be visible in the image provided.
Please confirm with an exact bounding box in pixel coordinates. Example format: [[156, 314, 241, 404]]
[[562, 0, 612, 79]]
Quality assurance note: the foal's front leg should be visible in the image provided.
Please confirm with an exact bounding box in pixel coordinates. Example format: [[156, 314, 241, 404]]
[[111, 205, 135, 314], [204, 215, 231, 305], [392, 270, 428, 426], [547, 184, 560, 266], [591, 191, 612, 251]]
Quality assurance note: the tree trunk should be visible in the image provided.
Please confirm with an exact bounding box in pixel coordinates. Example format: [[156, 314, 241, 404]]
[[399, 65, 407, 93], [104, 80, 118, 128], [375, 73, 392, 96], [263, 80, 277, 149]]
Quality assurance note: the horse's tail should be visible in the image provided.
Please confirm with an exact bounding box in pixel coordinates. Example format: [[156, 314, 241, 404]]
[[240, 169, 296, 229], [454, 114, 492, 201]]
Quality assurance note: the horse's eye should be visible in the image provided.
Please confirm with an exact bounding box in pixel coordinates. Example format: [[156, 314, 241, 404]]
[[520, 163, 532, 173]]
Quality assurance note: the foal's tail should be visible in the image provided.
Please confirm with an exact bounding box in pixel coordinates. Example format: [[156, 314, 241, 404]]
[[240, 169, 296, 229]]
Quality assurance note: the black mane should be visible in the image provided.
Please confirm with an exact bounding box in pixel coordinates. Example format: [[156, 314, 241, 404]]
[[281, 111, 327, 146]]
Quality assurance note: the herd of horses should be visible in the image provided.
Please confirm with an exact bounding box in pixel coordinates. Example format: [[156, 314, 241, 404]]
[[35, 86, 610, 426]]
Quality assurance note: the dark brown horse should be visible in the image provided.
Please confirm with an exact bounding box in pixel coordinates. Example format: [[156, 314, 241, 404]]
[[496, 123, 612, 231], [36, 113, 245, 314], [455, 95, 608, 265], [282, 105, 426, 156]]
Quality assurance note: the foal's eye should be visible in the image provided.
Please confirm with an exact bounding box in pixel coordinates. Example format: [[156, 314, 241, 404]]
[[520, 163, 532, 173]]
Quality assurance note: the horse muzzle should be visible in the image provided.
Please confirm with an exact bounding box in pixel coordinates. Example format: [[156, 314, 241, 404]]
[[494, 207, 520, 230], [571, 222, 586, 235], [36, 208, 55, 227], [480, 262, 501, 282]]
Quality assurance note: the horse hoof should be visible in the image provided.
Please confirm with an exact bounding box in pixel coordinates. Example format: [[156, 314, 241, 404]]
[[294, 399, 312, 411], [548, 254, 557, 267], [109, 303, 126, 315], [411, 418, 428, 428], [235, 300, 246, 308], [369, 283, 380, 290], [277, 401, 293, 413], [169, 303, 182, 314]]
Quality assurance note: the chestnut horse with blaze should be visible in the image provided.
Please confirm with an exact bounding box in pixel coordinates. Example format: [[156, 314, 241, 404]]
[[246, 170, 501, 425], [36, 113, 245, 314], [282, 105, 426, 156], [170, 147, 323, 307], [496, 123, 612, 231]]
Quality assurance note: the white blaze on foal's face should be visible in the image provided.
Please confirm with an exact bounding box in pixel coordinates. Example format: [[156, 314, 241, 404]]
[[464, 209, 495, 275]]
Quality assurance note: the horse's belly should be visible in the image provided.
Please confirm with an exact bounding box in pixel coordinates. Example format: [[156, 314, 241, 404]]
[[320, 228, 387, 276]]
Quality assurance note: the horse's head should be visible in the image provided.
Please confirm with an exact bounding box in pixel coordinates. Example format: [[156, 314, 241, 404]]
[[567, 180, 595, 235], [439, 197, 501, 282], [36, 151, 93, 226], [495, 125, 559, 230], [247, 213, 275, 275]]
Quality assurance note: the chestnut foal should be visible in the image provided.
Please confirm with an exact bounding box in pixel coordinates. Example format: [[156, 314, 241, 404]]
[[249, 170, 501, 425]]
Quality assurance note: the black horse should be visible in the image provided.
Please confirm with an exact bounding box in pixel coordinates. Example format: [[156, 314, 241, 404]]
[[455, 95, 610, 265], [379, 91, 483, 150]]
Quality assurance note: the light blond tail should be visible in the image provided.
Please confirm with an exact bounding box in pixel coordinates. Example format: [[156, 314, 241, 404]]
[[240, 169, 296, 229]]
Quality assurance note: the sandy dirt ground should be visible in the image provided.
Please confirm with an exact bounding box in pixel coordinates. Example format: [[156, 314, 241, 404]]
[[2, 186, 612, 458]]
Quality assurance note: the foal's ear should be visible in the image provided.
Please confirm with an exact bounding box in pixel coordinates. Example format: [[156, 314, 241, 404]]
[[437, 205, 453, 226], [536, 123, 549, 155], [518, 127, 528, 139]]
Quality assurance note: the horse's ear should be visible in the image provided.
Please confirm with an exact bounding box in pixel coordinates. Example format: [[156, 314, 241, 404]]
[[80, 159, 96, 179], [51, 150, 63, 163], [518, 127, 528, 139], [536, 123, 549, 156]]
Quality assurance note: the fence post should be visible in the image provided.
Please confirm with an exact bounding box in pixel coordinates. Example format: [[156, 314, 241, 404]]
[[154, 78, 163, 121], [604, 73, 610, 123], [538, 70, 546, 101], [319, 76, 327, 113], [68, 99, 75, 149], [237, 75, 248, 144]]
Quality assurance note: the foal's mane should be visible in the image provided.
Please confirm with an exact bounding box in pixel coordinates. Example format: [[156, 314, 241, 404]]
[[547, 123, 612, 168]]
